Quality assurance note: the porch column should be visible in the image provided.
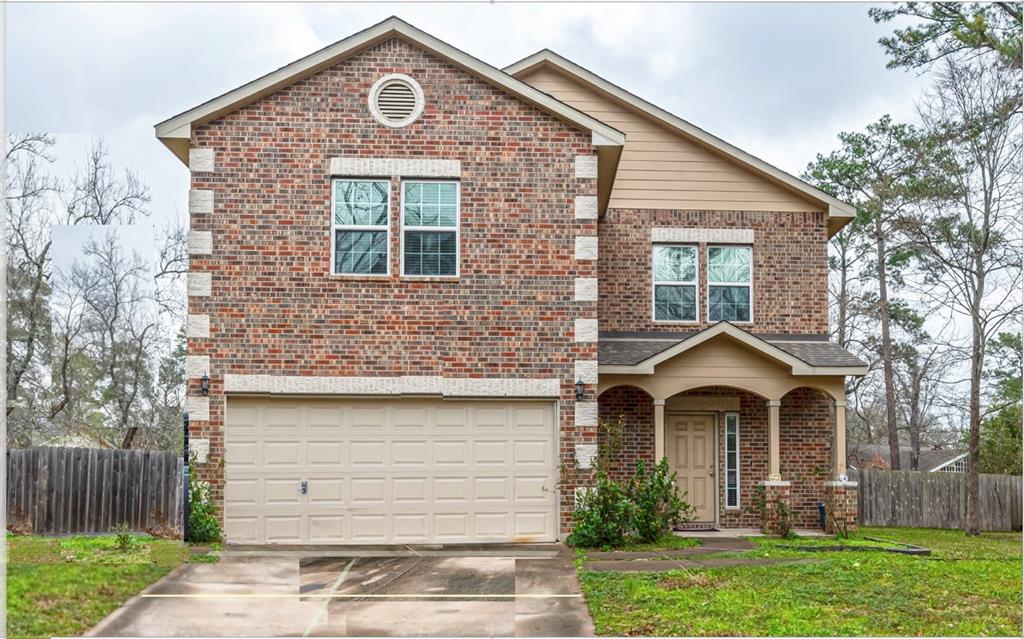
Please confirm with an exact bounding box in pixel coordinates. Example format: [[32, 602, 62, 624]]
[[767, 399, 781, 480], [834, 399, 847, 478], [654, 399, 666, 460]]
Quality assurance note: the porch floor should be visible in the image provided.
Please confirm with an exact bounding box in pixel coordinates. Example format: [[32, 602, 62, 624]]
[[674, 528, 829, 538]]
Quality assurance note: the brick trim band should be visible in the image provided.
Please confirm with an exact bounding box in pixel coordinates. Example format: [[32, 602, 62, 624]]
[[328, 157, 461, 177], [222, 374, 561, 398], [650, 227, 755, 244]]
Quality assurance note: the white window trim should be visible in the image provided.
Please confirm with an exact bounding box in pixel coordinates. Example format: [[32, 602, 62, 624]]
[[707, 244, 754, 324], [400, 179, 461, 278], [652, 243, 699, 324], [330, 179, 391, 277], [725, 411, 740, 509]]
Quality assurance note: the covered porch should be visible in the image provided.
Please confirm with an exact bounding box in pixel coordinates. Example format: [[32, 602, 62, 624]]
[[596, 323, 867, 533]]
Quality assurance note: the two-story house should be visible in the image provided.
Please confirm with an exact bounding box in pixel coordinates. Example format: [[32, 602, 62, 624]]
[[157, 17, 866, 545]]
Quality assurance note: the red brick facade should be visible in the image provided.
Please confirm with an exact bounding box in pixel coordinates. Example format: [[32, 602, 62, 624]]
[[597, 385, 655, 482], [186, 37, 597, 529], [598, 208, 829, 334], [595, 385, 834, 530]]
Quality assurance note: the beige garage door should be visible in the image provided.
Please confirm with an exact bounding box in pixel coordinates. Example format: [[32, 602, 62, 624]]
[[224, 397, 559, 544]]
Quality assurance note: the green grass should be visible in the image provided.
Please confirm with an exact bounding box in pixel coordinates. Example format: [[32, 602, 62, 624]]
[[578, 527, 1023, 636], [6, 534, 188, 639]]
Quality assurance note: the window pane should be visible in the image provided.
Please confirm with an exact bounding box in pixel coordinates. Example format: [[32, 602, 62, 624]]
[[708, 246, 751, 283], [404, 231, 457, 276], [709, 285, 751, 322], [654, 284, 696, 321], [653, 246, 696, 282], [726, 416, 739, 507], [334, 230, 387, 274], [404, 182, 457, 228], [336, 181, 388, 226]]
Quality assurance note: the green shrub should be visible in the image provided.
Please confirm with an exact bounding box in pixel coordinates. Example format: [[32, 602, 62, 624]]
[[625, 459, 694, 543], [566, 469, 634, 548], [568, 459, 694, 548], [112, 522, 135, 552], [187, 468, 222, 543]]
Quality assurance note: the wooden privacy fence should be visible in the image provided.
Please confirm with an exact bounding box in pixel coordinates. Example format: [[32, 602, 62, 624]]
[[7, 447, 183, 535], [854, 468, 1023, 531]]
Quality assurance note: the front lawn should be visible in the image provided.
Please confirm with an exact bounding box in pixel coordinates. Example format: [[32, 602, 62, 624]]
[[6, 534, 188, 639], [578, 527, 1023, 636]]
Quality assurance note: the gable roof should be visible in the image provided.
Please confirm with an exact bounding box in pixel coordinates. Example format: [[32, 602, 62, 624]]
[[505, 50, 856, 236], [155, 17, 624, 164], [598, 322, 868, 376]]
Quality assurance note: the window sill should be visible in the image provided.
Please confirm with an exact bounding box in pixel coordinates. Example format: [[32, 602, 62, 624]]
[[400, 275, 460, 283], [329, 273, 391, 280]]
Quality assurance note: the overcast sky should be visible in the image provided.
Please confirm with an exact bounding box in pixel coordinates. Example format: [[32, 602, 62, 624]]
[[8, 1, 926, 267]]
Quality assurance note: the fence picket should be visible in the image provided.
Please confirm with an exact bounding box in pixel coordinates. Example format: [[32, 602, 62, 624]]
[[858, 468, 1022, 531], [5, 448, 183, 536]]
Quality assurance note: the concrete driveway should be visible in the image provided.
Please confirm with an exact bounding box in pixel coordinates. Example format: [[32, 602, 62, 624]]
[[87, 544, 594, 637]]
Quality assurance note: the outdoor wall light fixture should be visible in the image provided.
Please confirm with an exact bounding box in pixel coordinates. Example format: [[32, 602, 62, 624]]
[[201, 372, 210, 396], [575, 378, 585, 401]]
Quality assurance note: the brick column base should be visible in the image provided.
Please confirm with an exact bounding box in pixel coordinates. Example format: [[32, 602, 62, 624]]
[[758, 480, 792, 535], [823, 481, 859, 535]]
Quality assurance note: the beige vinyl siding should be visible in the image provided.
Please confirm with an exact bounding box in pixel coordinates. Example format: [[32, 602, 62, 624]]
[[520, 67, 824, 213]]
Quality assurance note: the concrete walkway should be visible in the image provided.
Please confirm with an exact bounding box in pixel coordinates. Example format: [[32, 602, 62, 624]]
[[87, 544, 594, 637]]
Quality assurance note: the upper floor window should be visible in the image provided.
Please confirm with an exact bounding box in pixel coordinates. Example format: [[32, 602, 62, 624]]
[[402, 181, 459, 277], [708, 246, 752, 322], [332, 180, 389, 275], [653, 245, 697, 322]]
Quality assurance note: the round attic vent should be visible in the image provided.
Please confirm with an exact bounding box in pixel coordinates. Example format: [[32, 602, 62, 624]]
[[368, 74, 424, 128]]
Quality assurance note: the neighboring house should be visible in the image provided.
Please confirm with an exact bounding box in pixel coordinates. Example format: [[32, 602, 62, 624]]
[[849, 444, 969, 473], [156, 17, 867, 544]]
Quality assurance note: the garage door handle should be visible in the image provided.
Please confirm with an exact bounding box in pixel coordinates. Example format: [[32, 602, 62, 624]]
[[300, 480, 308, 494]]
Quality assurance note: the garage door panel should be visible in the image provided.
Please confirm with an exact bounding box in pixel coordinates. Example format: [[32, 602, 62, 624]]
[[349, 441, 386, 467], [225, 398, 557, 544]]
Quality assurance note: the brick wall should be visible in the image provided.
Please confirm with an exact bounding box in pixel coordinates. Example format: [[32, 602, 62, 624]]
[[595, 385, 833, 529], [598, 208, 829, 334], [596, 385, 654, 481], [186, 37, 597, 531]]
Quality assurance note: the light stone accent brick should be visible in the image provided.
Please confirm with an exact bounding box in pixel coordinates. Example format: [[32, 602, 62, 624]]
[[574, 195, 598, 220], [187, 272, 212, 297], [574, 155, 598, 179], [185, 396, 210, 421], [575, 443, 598, 469], [574, 318, 599, 343], [575, 236, 598, 261], [650, 227, 755, 244], [222, 374, 561, 398], [575, 277, 598, 302], [186, 314, 210, 338], [574, 401, 598, 427], [189, 148, 215, 172], [574, 360, 599, 385], [187, 230, 213, 255], [328, 157, 461, 177], [188, 189, 214, 214], [184, 355, 210, 380]]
